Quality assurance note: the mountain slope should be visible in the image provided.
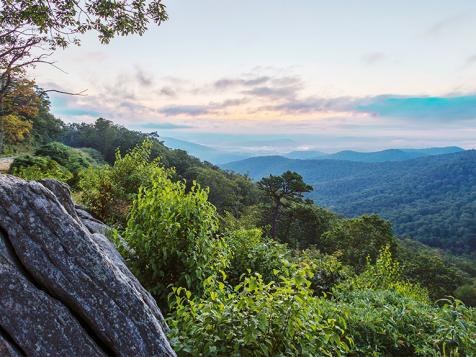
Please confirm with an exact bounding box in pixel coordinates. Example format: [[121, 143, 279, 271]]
[[162, 137, 249, 164], [223, 150, 476, 255]]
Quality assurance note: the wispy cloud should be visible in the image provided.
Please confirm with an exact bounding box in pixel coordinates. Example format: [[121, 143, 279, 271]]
[[356, 95, 476, 120], [362, 52, 386, 65], [135, 67, 154, 87], [158, 87, 177, 97], [214, 76, 271, 89], [426, 13, 470, 36], [462, 54, 476, 68], [159, 98, 249, 116], [160, 105, 211, 116], [135, 122, 193, 130], [262, 94, 476, 121]]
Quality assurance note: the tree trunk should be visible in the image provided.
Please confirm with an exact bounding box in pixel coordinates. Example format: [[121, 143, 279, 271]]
[[271, 200, 281, 239]]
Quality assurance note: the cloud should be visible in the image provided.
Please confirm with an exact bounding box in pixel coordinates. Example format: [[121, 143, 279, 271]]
[[356, 95, 476, 120], [426, 14, 470, 36], [362, 52, 386, 65], [135, 67, 154, 87], [242, 86, 299, 99], [158, 86, 176, 97], [160, 105, 211, 116], [263, 94, 476, 121], [214, 76, 271, 89], [212, 74, 302, 101], [135, 122, 193, 130], [462, 54, 476, 68], [159, 98, 249, 117], [262, 96, 356, 114]]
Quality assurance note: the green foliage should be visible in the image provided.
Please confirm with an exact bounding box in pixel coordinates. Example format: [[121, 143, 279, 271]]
[[454, 279, 476, 307], [1, 0, 168, 50], [337, 246, 430, 304], [122, 168, 227, 307], [397, 239, 470, 300], [167, 270, 352, 356], [186, 165, 261, 216], [225, 151, 476, 257], [296, 249, 352, 296], [79, 140, 165, 225], [9, 154, 72, 182], [258, 171, 313, 238], [0, 114, 32, 145], [327, 291, 476, 356], [35, 142, 97, 186], [320, 214, 397, 272], [224, 228, 292, 285], [62, 118, 260, 216], [277, 202, 338, 249]]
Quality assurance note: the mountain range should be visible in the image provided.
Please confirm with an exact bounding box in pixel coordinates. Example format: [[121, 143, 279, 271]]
[[162, 137, 464, 165], [284, 147, 464, 162], [222, 150, 476, 255]]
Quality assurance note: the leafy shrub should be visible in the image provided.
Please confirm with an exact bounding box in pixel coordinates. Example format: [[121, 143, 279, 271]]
[[121, 168, 227, 307], [35, 141, 96, 186], [9, 154, 73, 182], [397, 240, 470, 300], [454, 279, 476, 306], [79, 140, 167, 225], [337, 246, 429, 303], [324, 291, 476, 356], [224, 228, 292, 285], [167, 269, 352, 356], [297, 249, 353, 296], [320, 214, 397, 272], [76, 147, 105, 164]]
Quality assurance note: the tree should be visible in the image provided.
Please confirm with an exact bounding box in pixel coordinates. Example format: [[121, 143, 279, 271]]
[[320, 215, 396, 272], [0, 0, 168, 102], [0, 113, 31, 144], [257, 171, 313, 239]]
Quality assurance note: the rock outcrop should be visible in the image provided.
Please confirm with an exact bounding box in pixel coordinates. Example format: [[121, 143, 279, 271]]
[[0, 175, 175, 356]]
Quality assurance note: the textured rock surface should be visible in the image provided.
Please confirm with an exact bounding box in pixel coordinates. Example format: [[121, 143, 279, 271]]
[[0, 175, 175, 356]]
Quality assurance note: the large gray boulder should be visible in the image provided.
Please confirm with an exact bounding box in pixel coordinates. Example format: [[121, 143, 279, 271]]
[[0, 175, 175, 356]]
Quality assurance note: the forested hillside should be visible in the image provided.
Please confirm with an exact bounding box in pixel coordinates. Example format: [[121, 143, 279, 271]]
[[223, 152, 476, 256]]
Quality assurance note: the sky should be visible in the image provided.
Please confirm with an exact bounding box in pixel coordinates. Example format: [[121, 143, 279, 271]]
[[32, 0, 476, 153]]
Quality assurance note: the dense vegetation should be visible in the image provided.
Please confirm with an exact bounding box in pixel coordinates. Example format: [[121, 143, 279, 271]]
[[224, 153, 476, 257], [99, 144, 475, 355], [3, 86, 475, 355]]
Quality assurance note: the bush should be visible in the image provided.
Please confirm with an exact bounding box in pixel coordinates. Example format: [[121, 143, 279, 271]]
[[9, 154, 73, 182], [35, 142, 96, 186], [297, 249, 353, 296], [79, 140, 167, 225], [336, 246, 429, 303], [224, 228, 292, 285], [320, 214, 396, 272], [121, 168, 227, 308], [324, 292, 476, 356], [167, 269, 352, 356]]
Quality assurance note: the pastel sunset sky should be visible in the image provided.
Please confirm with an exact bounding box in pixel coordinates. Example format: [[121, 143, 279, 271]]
[[32, 0, 476, 153]]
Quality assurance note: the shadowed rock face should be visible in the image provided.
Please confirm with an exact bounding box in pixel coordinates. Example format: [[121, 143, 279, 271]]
[[0, 175, 175, 357]]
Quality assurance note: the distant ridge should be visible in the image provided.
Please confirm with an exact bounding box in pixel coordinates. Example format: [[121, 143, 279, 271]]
[[162, 137, 249, 164], [321, 146, 464, 162], [162, 139, 463, 165], [282, 146, 464, 162]]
